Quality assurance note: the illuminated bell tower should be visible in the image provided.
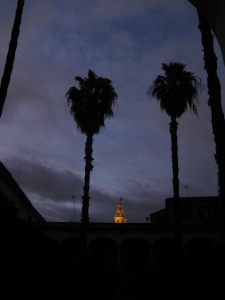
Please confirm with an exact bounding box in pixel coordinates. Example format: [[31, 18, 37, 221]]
[[114, 198, 127, 223]]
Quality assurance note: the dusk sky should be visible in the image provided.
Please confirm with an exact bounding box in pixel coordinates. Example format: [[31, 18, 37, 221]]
[[0, 0, 224, 223]]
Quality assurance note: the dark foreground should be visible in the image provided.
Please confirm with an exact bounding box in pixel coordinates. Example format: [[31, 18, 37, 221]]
[[2, 222, 225, 299]]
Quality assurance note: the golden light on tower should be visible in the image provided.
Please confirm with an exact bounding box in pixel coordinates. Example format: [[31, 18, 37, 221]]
[[114, 197, 127, 223]]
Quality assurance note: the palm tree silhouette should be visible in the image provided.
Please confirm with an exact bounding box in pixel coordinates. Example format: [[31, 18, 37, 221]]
[[66, 69, 118, 251], [0, 0, 25, 117], [147, 62, 201, 256]]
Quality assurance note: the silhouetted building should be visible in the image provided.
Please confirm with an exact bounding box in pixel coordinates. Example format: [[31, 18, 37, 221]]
[[0, 161, 45, 222], [150, 196, 221, 225]]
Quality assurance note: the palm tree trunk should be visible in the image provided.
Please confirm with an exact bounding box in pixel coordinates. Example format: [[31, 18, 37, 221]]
[[170, 116, 180, 199], [197, 10, 225, 229], [81, 133, 94, 255], [170, 116, 182, 258], [0, 0, 25, 117]]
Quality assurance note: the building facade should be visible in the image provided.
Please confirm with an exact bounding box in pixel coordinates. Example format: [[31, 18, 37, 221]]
[[0, 161, 45, 222], [150, 196, 222, 225]]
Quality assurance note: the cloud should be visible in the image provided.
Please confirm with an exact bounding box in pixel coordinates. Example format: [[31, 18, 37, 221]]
[[5, 157, 82, 200], [94, 0, 191, 19], [3, 155, 169, 222]]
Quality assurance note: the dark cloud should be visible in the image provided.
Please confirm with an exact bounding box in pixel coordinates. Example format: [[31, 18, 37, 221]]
[[5, 157, 83, 201], [3, 156, 168, 222], [4, 156, 120, 222]]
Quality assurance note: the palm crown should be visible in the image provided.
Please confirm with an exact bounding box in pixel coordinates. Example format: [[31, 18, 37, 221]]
[[148, 62, 201, 118], [66, 69, 118, 135]]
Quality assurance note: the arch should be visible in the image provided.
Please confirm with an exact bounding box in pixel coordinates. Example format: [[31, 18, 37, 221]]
[[89, 238, 118, 271], [58, 237, 83, 268], [153, 238, 176, 264], [120, 238, 150, 271], [188, 0, 225, 64]]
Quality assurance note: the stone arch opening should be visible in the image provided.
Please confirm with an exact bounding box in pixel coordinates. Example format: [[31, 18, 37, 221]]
[[120, 238, 150, 272], [58, 236, 82, 268], [153, 238, 176, 264], [89, 237, 118, 271]]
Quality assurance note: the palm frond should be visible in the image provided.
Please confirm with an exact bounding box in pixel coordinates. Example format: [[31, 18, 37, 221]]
[[148, 62, 201, 118], [66, 70, 118, 135]]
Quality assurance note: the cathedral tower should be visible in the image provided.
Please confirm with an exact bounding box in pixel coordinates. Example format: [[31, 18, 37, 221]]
[[114, 198, 127, 223]]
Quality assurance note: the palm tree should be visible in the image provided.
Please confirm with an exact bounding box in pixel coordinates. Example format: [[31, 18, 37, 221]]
[[147, 62, 201, 257], [0, 0, 25, 118], [197, 10, 225, 229], [66, 69, 118, 252]]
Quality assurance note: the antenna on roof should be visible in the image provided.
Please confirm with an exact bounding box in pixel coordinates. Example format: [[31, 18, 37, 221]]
[[17, 163, 22, 185], [184, 185, 189, 197]]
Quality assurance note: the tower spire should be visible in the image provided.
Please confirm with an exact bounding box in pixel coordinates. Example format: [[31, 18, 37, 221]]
[[114, 197, 127, 223]]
